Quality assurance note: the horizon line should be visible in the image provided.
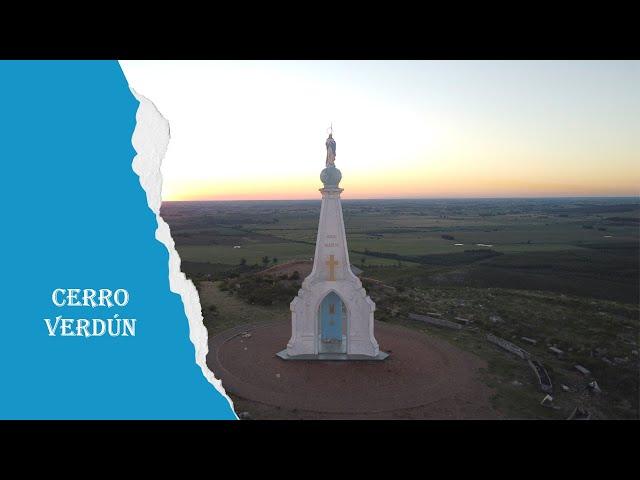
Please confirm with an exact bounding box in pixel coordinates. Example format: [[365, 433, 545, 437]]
[[163, 194, 640, 202]]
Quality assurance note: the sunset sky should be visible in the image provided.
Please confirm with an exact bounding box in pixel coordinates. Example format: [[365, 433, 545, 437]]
[[121, 61, 640, 200]]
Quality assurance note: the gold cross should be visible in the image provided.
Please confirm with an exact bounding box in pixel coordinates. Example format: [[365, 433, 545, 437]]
[[326, 254, 339, 281]]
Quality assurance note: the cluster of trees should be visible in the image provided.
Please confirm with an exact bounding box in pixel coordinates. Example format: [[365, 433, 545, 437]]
[[219, 271, 302, 306], [238, 257, 279, 267]]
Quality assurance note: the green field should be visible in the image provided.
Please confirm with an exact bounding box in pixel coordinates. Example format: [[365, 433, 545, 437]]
[[164, 198, 640, 303], [178, 243, 314, 265], [163, 197, 639, 419]]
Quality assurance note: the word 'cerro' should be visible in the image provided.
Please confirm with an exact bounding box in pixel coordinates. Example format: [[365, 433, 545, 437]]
[[51, 288, 129, 308]]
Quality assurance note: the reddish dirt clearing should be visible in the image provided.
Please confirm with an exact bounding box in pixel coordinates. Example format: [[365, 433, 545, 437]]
[[208, 320, 500, 419]]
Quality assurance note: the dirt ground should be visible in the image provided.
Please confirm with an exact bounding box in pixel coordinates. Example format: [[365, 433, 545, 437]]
[[208, 320, 501, 420]]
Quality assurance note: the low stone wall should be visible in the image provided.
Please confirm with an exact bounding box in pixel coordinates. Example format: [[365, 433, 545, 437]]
[[409, 313, 462, 330], [528, 358, 553, 393], [486, 333, 530, 360]]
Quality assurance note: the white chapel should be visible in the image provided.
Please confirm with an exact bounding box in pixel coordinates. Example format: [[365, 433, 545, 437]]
[[277, 131, 387, 360]]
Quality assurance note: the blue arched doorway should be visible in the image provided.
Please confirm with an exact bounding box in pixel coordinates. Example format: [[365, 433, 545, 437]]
[[318, 291, 347, 354]]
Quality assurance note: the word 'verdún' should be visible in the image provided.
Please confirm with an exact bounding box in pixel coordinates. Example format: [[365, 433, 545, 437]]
[[44, 315, 136, 337], [44, 288, 136, 337]]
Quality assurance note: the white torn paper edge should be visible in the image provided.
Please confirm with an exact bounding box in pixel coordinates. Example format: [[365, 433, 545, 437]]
[[130, 90, 237, 418]]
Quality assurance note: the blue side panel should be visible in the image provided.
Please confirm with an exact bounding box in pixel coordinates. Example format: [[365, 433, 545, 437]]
[[0, 61, 236, 419], [320, 292, 343, 342]]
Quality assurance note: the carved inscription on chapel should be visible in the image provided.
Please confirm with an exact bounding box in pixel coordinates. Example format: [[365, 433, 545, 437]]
[[324, 234, 339, 248]]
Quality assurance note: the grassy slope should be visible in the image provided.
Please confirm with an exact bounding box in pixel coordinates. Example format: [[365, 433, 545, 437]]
[[199, 280, 289, 336], [199, 277, 638, 420], [363, 280, 639, 420]]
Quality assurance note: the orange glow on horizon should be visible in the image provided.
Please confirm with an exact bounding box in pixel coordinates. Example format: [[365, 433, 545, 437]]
[[163, 150, 640, 201], [163, 171, 640, 201]]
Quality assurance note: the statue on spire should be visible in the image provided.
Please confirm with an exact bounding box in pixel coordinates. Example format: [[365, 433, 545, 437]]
[[320, 127, 342, 188], [325, 125, 336, 167]]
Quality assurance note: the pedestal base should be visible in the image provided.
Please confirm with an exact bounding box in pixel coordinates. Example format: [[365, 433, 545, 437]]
[[276, 349, 389, 361]]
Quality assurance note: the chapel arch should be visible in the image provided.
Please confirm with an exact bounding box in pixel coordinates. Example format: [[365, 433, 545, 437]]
[[317, 290, 348, 354]]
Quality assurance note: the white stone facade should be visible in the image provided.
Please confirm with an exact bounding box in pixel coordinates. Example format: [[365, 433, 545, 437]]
[[282, 181, 383, 359]]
